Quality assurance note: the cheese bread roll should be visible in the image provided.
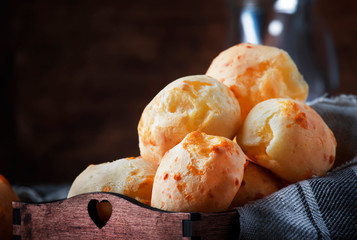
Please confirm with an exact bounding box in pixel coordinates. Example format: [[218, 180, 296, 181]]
[[237, 98, 337, 183], [0, 174, 19, 240], [206, 43, 308, 119], [67, 157, 158, 205], [138, 75, 241, 164], [151, 131, 246, 212], [229, 161, 283, 208]]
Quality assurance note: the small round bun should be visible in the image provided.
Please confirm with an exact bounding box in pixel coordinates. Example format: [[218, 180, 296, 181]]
[[237, 98, 337, 183], [151, 131, 246, 212], [138, 75, 241, 164], [206, 43, 308, 119], [0, 174, 19, 240], [229, 161, 283, 208], [67, 157, 158, 205]]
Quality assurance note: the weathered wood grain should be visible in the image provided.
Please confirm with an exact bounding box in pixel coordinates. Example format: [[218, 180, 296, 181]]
[[13, 192, 191, 240], [13, 192, 240, 239]]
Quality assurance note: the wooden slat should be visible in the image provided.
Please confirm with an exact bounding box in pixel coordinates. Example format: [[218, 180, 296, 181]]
[[13, 192, 240, 239], [13, 192, 191, 240]]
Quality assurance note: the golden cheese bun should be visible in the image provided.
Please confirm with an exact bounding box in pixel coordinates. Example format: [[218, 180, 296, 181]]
[[0, 174, 19, 240], [67, 157, 158, 205], [206, 43, 308, 119], [229, 161, 283, 208], [138, 75, 241, 164], [151, 131, 246, 212], [237, 98, 337, 183]]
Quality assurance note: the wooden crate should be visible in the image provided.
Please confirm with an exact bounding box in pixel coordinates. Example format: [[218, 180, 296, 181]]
[[13, 192, 239, 240]]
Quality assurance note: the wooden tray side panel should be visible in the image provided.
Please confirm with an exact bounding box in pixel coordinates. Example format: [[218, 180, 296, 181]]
[[13, 193, 192, 240]]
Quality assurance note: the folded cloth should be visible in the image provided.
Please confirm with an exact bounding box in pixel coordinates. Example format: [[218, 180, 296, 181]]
[[237, 95, 357, 240], [309, 95, 357, 167], [13, 184, 71, 202]]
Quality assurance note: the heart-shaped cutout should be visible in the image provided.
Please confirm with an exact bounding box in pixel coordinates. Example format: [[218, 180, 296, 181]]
[[88, 199, 113, 229]]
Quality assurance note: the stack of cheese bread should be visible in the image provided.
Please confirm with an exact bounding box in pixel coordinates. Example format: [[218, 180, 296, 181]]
[[68, 43, 337, 213]]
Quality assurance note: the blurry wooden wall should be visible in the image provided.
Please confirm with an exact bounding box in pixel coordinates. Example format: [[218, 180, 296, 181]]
[[0, 0, 356, 184], [0, 0, 228, 184]]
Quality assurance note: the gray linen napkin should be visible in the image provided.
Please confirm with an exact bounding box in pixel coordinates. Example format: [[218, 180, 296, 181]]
[[237, 95, 357, 240], [13, 184, 70, 202]]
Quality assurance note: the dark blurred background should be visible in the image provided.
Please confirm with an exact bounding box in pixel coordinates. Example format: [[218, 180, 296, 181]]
[[1, 0, 356, 185]]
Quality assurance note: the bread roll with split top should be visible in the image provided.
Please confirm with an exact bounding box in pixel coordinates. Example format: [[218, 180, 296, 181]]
[[138, 75, 241, 164], [237, 98, 337, 183]]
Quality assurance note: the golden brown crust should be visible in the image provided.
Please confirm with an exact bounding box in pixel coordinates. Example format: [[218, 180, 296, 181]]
[[237, 98, 337, 183], [138, 75, 241, 164], [229, 161, 283, 208], [151, 131, 246, 213], [206, 43, 308, 119], [67, 157, 158, 206]]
